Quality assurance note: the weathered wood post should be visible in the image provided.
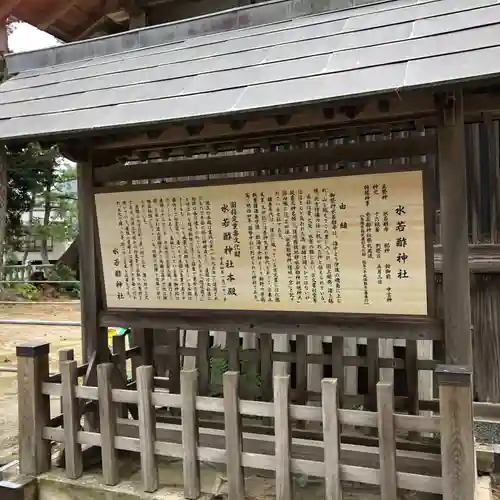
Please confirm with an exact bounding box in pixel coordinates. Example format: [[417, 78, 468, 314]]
[[61, 360, 83, 480], [181, 369, 200, 499], [16, 342, 51, 476], [437, 90, 473, 367], [437, 365, 475, 500]]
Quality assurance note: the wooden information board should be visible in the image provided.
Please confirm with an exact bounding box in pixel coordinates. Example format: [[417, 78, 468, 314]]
[[95, 169, 430, 315]]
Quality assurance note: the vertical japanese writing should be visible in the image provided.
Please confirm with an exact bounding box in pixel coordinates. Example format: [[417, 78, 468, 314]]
[[395, 204, 409, 281], [99, 169, 426, 315]]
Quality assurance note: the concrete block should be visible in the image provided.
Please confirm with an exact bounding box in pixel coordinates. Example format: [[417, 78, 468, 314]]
[[0, 476, 38, 500]]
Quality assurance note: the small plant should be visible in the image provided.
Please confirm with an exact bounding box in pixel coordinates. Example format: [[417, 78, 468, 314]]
[[209, 350, 262, 396], [14, 283, 42, 301], [67, 284, 80, 299]]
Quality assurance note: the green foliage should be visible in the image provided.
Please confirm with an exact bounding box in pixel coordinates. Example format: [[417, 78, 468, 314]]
[[47, 264, 80, 298], [47, 264, 76, 283], [210, 350, 262, 395], [67, 284, 81, 299], [4, 143, 59, 243], [4, 143, 78, 258], [14, 283, 41, 301]]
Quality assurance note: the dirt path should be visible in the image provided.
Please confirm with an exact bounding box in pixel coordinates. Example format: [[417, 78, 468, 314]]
[[0, 302, 82, 464]]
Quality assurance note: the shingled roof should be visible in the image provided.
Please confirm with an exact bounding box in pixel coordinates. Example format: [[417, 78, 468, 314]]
[[1, 0, 500, 142]]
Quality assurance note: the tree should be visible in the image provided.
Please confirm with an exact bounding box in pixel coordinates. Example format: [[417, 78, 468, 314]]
[[28, 162, 79, 263], [2, 143, 61, 263]]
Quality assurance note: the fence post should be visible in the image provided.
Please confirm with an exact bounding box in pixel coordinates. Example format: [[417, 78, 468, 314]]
[[437, 365, 475, 500], [16, 342, 51, 476], [137, 365, 159, 493], [321, 378, 341, 500], [223, 371, 245, 500], [274, 375, 292, 500], [181, 369, 200, 499], [97, 363, 119, 486], [59, 349, 74, 416], [61, 360, 83, 479], [377, 381, 397, 500]]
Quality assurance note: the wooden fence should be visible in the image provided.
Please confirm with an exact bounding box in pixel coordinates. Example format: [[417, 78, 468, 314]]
[[16, 342, 478, 500]]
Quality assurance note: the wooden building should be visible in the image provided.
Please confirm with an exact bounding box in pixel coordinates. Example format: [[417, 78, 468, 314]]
[[3, 0, 500, 497], [2, 0, 500, 401]]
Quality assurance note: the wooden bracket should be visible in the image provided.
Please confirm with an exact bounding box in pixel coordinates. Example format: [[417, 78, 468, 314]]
[[436, 92, 457, 127]]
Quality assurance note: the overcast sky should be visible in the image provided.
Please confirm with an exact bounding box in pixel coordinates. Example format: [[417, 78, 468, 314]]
[[8, 22, 59, 53]]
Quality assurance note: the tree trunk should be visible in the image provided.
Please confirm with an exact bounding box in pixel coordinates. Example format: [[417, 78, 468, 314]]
[[0, 20, 8, 282], [40, 190, 51, 264], [0, 151, 7, 280], [22, 203, 34, 264]]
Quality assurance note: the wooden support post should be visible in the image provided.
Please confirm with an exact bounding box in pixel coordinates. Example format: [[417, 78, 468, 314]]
[[377, 381, 397, 500], [321, 379, 341, 500], [183, 330, 199, 370], [227, 332, 240, 372], [274, 375, 292, 500], [135, 328, 155, 368], [223, 372, 245, 500], [366, 339, 379, 411], [331, 337, 344, 407], [180, 370, 200, 499], [307, 336, 323, 397], [295, 335, 307, 405], [260, 334, 273, 402], [59, 349, 75, 415], [437, 365, 475, 500], [379, 339, 394, 384], [61, 360, 83, 479], [437, 91, 473, 366], [112, 335, 128, 418], [97, 363, 118, 486], [344, 338, 358, 396], [77, 161, 108, 365], [196, 331, 210, 396], [137, 365, 159, 493], [112, 335, 126, 380], [16, 342, 51, 476], [129, 329, 139, 382], [167, 329, 181, 394], [273, 334, 290, 376]]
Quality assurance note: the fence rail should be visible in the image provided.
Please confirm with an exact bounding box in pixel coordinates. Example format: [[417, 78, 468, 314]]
[[15, 341, 479, 500]]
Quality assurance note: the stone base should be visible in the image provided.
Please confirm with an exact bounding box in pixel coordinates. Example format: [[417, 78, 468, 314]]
[[0, 476, 37, 500]]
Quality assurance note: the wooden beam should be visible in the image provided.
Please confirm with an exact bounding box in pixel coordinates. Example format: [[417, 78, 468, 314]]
[[100, 310, 443, 340], [437, 91, 473, 366], [92, 91, 438, 152], [0, 0, 22, 21], [0, 17, 8, 54], [39, 0, 80, 30], [78, 160, 108, 363], [93, 135, 435, 184], [119, 0, 144, 17]]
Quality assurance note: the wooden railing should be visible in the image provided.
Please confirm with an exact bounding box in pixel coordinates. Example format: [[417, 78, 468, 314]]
[[15, 342, 478, 500]]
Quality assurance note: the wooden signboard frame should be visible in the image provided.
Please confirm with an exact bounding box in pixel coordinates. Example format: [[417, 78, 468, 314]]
[[96, 164, 437, 339]]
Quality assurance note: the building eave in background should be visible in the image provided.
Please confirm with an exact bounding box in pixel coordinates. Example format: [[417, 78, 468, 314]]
[[2, 0, 392, 43]]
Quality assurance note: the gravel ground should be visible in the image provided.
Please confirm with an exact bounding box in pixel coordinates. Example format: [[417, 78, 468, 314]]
[[0, 302, 81, 464], [475, 421, 500, 445]]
